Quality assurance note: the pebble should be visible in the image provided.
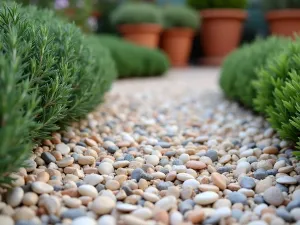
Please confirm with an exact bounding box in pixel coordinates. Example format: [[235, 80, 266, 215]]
[[91, 196, 116, 215], [22, 192, 38, 206], [254, 169, 268, 180], [41, 152, 56, 164], [235, 161, 251, 177], [187, 209, 205, 223], [194, 191, 219, 205], [143, 192, 160, 202], [214, 207, 231, 218], [177, 173, 194, 181], [232, 209, 243, 221], [13, 207, 35, 221], [132, 207, 153, 220], [183, 179, 199, 189], [146, 155, 159, 166], [276, 208, 294, 222], [78, 185, 98, 198], [83, 174, 103, 186], [211, 172, 226, 190], [64, 197, 82, 208], [116, 203, 138, 212], [155, 196, 177, 211], [228, 192, 247, 204], [121, 215, 148, 225], [78, 156, 95, 165], [6, 187, 24, 207], [170, 211, 183, 225], [97, 215, 116, 225], [240, 176, 256, 189], [186, 161, 206, 170], [56, 143, 70, 155], [98, 162, 114, 175], [57, 156, 74, 167], [255, 178, 273, 194], [131, 168, 153, 181], [263, 186, 284, 206], [206, 150, 218, 162], [31, 181, 53, 194], [276, 176, 297, 185], [72, 217, 96, 225], [61, 209, 86, 219]]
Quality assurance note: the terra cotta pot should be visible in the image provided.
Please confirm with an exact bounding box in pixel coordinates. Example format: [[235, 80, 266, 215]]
[[200, 9, 247, 66], [266, 9, 300, 38], [119, 24, 162, 48], [162, 28, 195, 67]]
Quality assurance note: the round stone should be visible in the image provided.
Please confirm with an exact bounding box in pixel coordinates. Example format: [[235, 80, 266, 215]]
[[31, 181, 53, 194], [106, 180, 120, 191], [143, 192, 160, 202], [78, 185, 98, 198], [240, 176, 256, 189], [13, 206, 35, 221], [177, 173, 195, 181], [228, 192, 247, 204], [263, 187, 284, 206], [97, 215, 116, 225], [132, 207, 153, 220], [56, 143, 70, 155], [56, 156, 74, 167], [22, 192, 38, 206], [41, 152, 56, 164], [116, 203, 138, 212], [91, 196, 116, 215], [6, 187, 24, 207], [155, 196, 177, 211], [0, 215, 14, 225], [255, 178, 273, 194], [64, 197, 82, 208], [276, 176, 297, 185], [113, 160, 130, 168], [214, 207, 231, 218], [206, 150, 218, 162], [183, 179, 200, 190], [235, 161, 251, 177], [83, 174, 103, 186], [78, 156, 95, 165], [72, 217, 97, 225], [211, 172, 226, 190], [98, 162, 114, 175], [194, 191, 219, 205], [199, 184, 219, 193], [186, 161, 206, 170], [254, 169, 268, 180], [146, 155, 159, 166]]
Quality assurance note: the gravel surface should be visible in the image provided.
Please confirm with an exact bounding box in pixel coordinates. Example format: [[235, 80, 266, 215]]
[[0, 68, 299, 225]]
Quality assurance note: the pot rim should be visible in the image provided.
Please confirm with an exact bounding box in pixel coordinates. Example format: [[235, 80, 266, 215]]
[[119, 23, 162, 34], [266, 9, 300, 20], [200, 9, 247, 20], [163, 28, 195, 38]]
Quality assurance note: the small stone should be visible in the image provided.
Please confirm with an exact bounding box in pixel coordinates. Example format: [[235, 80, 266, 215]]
[[157, 142, 171, 148], [0, 215, 14, 225], [211, 172, 226, 190], [186, 161, 206, 170], [276, 208, 294, 222], [22, 192, 38, 206], [183, 179, 200, 190], [248, 221, 268, 225], [132, 207, 153, 220], [170, 211, 183, 225], [64, 197, 82, 208], [83, 174, 103, 186], [56, 143, 70, 155], [155, 196, 177, 211], [194, 191, 219, 205], [254, 204, 268, 216], [263, 146, 279, 154], [219, 155, 231, 164], [91, 196, 116, 215], [113, 160, 130, 168], [257, 160, 273, 170], [13, 207, 35, 221], [131, 168, 153, 182], [254, 169, 268, 180], [255, 178, 273, 194], [276, 176, 297, 185], [263, 186, 284, 206], [143, 192, 159, 202], [98, 162, 114, 175], [72, 217, 96, 225], [78, 156, 95, 165], [214, 207, 231, 218], [286, 199, 300, 211], [97, 215, 116, 225], [57, 157, 74, 167], [121, 215, 148, 225], [202, 215, 220, 225], [235, 161, 251, 177], [61, 208, 86, 219], [106, 180, 120, 191], [232, 209, 243, 221], [6, 187, 24, 207], [228, 192, 247, 204], [24, 159, 36, 172], [177, 173, 194, 181], [240, 176, 256, 189], [254, 195, 265, 204], [213, 199, 231, 209], [187, 209, 205, 223], [146, 155, 159, 166], [116, 203, 138, 212], [31, 181, 53, 194], [154, 209, 169, 224], [206, 150, 218, 162], [78, 185, 98, 198], [41, 152, 56, 164], [157, 181, 173, 191]]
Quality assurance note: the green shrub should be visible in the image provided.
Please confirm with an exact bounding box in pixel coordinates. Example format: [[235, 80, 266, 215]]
[[0, 4, 116, 184], [110, 3, 163, 26], [88, 35, 169, 78], [187, 0, 248, 10], [163, 6, 200, 30], [220, 36, 288, 108], [262, 0, 300, 11], [254, 41, 300, 148]]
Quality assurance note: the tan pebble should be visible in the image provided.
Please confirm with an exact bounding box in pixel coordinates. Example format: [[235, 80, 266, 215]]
[[61, 187, 79, 197], [186, 161, 206, 170], [92, 196, 116, 215], [187, 209, 204, 223], [6, 187, 24, 207], [106, 180, 120, 191], [278, 166, 294, 173], [177, 173, 194, 181], [227, 183, 241, 191], [78, 185, 98, 198], [255, 178, 273, 194], [31, 181, 53, 194], [138, 179, 148, 190], [84, 149, 98, 158], [98, 162, 114, 175], [22, 192, 38, 206], [2, 205, 14, 216], [84, 174, 103, 186], [78, 156, 95, 165], [36, 171, 50, 183], [85, 138, 98, 147], [211, 172, 227, 190], [213, 199, 232, 209], [84, 167, 98, 174], [143, 192, 160, 202], [154, 209, 169, 224], [79, 196, 92, 205], [64, 197, 82, 208], [125, 195, 141, 205], [131, 208, 153, 220], [152, 172, 166, 179], [13, 206, 35, 221], [11, 174, 25, 187], [43, 196, 60, 214], [114, 175, 127, 185], [52, 151, 62, 161], [219, 155, 231, 164], [166, 171, 177, 181], [155, 196, 177, 211], [263, 146, 279, 154], [117, 141, 131, 147], [116, 190, 127, 200], [113, 161, 130, 168], [132, 189, 143, 196], [56, 157, 74, 168], [121, 215, 148, 225], [167, 186, 180, 198], [0, 215, 14, 225], [199, 184, 219, 192]]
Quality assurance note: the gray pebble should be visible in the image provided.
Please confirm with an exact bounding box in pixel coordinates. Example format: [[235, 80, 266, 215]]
[[107, 145, 118, 154], [179, 200, 194, 214], [160, 168, 169, 174], [275, 183, 288, 193], [16, 221, 38, 225], [247, 156, 257, 164], [131, 168, 153, 182], [172, 159, 183, 165], [254, 169, 268, 180], [206, 150, 218, 162], [276, 208, 294, 222], [217, 166, 232, 174], [254, 195, 265, 204], [240, 176, 256, 189], [278, 157, 291, 165], [157, 181, 173, 191], [286, 199, 300, 211], [228, 192, 247, 204], [124, 154, 134, 161], [61, 208, 86, 219], [122, 185, 133, 196], [156, 142, 171, 148], [232, 209, 243, 221], [165, 151, 176, 157], [266, 169, 278, 176], [71, 153, 79, 162], [96, 184, 105, 193], [41, 152, 56, 164], [159, 158, 169, 167], [203, 216, 220, 225], [48, 215, 60, 224]]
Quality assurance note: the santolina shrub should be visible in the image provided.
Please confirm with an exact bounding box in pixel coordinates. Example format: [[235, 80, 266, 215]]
[[87, 35, 170, 78], [0, 4, 116, 184]]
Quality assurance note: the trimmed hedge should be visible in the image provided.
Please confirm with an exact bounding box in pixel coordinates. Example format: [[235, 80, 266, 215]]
[[110, 3, 163, 26], [0, 4, 116, 184], [187, 0, 248, 10], [262, 0, 300, 10], [88, 35, 170, 78], [220, 36, 288, 108], [163, 5, 200, 30]]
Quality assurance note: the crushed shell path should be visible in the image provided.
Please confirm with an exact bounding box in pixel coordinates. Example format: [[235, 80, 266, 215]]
[[0, 68, 300, 225]]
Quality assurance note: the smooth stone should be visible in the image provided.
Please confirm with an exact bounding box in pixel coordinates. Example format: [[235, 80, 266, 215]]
[[211, 172, 226, 190], [13, 207, 35, 221], [107, 145, 118, 154], [155, 196, 177, 211], [97, 215, 116, 225], [177, 173, 194, 181], [113, 160, 130, 168], [170, 211, 183, 225], [276, 176, 297, 185], [263, 146, 279, 154], [132, 207, 153, 220], [194, 191, 219, 205], [248, 221, 268, 225], [78, 185, 98, 198], [62, 209, 86, 219], [98, 162, 114, 175], [276, 208, 294, 222], [157, 142, 171, 148], [231, 209, 243, 221], [157, 181, 173, 191], [83, 174, 103, 186], [228, 192, 247, 204], [187, 209, 205, 223], [240, 176, 256, 189], [57, 157, 74, 167], [64, 197, 81, 208], [206, 150, 218, 162], [22, 192, 38, 206], [146, 155, 159, 166], [91, 196, 116, 215], [293, 189, 300, 200], [78, 156, 95, 165], [235, 161, 251, 177], [254, 204, 268, 216], [72, 217, 96, 225], [254, 195, 265, 204], [267, 169, 278, 176], [6, 187, 24, 207], [0, 215, 14, 225], [254, 169, 268, 180], [286, 199, 300, 211], [263, 186, 284, 206], [219, 155, 231, 164], [203, 215, 220, 225], [31, 181, 53, 194], [56, 143, 70, 155], [121, 215, 148, 225], [179, 200, 193, 214], [143, 192, 160, 202], [217, 166, 232, 174], [131, 168, 153, 182], [186, 161, 206, 170], [214, 207, 231, 218], [255, 178, 273, 194], [41, 152, 56, 164], [116, 203, 138, 212], [199, 184, 219, 193], [182, 179, 200, 189]]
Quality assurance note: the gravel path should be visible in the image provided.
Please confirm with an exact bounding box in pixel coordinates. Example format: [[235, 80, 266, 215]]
[[1, 68, 299, 225]]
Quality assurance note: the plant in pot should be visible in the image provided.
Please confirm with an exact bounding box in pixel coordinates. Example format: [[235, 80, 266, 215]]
[[161, 5, 200, 67], [263, 0, 300, 38], [187, 0, 248, 65], [110, 3, 163, 48]]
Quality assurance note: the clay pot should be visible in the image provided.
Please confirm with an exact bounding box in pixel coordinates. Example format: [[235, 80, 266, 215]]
[[266, 10, 300, 38], [200, 9, 247, 66], [119, 24, 162, 48], [161, 28, 195, 67]]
